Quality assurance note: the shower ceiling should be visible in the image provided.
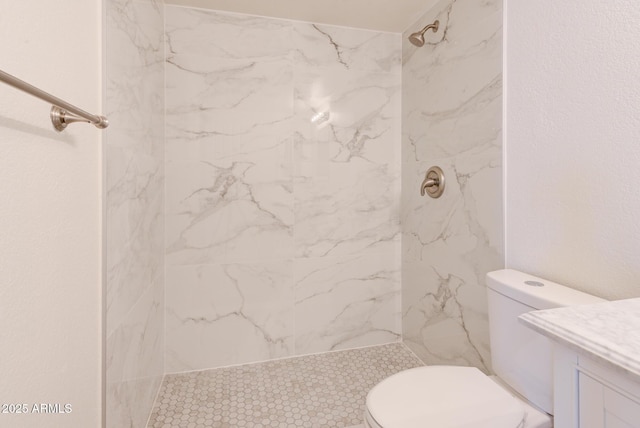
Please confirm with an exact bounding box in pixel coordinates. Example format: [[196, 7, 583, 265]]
[[164, 0, 439, 32]]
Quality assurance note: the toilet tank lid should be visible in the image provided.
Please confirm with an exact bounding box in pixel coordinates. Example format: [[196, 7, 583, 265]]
[[486, 269, 606, 310]]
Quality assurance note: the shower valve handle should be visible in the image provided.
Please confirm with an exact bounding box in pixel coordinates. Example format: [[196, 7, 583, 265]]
[[420, 166, 445, 198], [420, 178, 438, 194]]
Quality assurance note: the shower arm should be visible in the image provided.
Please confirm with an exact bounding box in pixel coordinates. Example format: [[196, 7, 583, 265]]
[[418, 21, 439, 36]]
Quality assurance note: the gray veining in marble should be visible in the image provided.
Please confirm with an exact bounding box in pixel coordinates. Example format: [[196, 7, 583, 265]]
[[400, 0, 503, 372], [105, 0, 165, 426], [520, 298, 640, 382], [164, 5, 401, 373]]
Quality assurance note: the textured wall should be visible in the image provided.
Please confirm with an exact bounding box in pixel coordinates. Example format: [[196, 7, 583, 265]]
[[0, 1, 102, 426], [105, 0, 165, 426], [401, 0, 503, 372], [164, 6, 401, 373], [505, 1, 640, 300]]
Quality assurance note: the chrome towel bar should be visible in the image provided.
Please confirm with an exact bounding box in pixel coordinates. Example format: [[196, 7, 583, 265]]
[[0, 68, 108, 132]]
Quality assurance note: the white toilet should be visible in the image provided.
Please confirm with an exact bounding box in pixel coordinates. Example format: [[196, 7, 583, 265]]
[[364, 269, 605, 428]]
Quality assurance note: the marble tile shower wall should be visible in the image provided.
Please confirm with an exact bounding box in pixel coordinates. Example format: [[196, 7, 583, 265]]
[[105, 0, 165, 427], [164, 6, 402, 373], [401, 0, 503, 371]]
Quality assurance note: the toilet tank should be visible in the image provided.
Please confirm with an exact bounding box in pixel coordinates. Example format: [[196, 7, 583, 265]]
[[486, 269, 605, 415]]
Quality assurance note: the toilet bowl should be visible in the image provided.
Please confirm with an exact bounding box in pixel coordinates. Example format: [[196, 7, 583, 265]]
[[364, 366, 551, 428], [364, 269, 605, 428]]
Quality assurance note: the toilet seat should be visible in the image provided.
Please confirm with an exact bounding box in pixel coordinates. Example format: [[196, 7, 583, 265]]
[[365, 366, 525, 428]]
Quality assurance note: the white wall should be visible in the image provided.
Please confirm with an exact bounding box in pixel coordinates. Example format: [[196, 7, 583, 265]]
[[0, 2, 103, 427], [505, 0, 640, 299], [165, 0, 439, 32]]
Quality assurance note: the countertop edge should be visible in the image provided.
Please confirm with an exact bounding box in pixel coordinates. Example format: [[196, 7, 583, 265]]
[[519, 312, 640, 382]]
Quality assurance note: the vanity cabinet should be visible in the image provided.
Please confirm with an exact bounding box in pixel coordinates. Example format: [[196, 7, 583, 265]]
[[578, 371, 639, 428], [518, 297, 640, 428], [554, 347, 640, 428]]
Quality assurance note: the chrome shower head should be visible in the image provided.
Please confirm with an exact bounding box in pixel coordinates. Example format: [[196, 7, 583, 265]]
[[408, 20, 439, 47]]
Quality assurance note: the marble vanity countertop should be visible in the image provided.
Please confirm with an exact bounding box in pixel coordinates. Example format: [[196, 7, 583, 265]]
[[519, 298, 640, 381]]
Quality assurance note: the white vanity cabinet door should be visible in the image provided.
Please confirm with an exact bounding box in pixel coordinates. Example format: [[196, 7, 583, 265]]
[[578, 371, 640, 428], [579, 372, 604, 428]]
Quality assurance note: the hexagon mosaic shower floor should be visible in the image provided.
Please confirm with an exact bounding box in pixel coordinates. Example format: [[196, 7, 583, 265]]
[[147, 343, 423, 428]]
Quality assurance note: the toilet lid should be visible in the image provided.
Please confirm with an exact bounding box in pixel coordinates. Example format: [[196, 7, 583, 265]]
[[366, 366, 525, 428]]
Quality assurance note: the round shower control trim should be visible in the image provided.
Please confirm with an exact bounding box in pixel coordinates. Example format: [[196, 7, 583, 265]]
[[420, 166, 445, 198]]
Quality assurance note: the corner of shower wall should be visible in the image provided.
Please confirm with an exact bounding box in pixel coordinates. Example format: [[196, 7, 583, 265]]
[[400, 0, 504, 373], [105, 0, 165, 427]]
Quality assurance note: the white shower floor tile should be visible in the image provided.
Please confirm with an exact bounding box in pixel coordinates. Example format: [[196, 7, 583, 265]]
[[147, 343, 422, 428]]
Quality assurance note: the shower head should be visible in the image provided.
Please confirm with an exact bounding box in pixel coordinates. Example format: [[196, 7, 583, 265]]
[[408, 20, 439, 47]]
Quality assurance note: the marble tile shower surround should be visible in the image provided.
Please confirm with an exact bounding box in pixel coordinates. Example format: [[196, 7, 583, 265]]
[[164, 6, 402, 373], [105, 0, 165, 427], [401, 0, 503, 372]]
